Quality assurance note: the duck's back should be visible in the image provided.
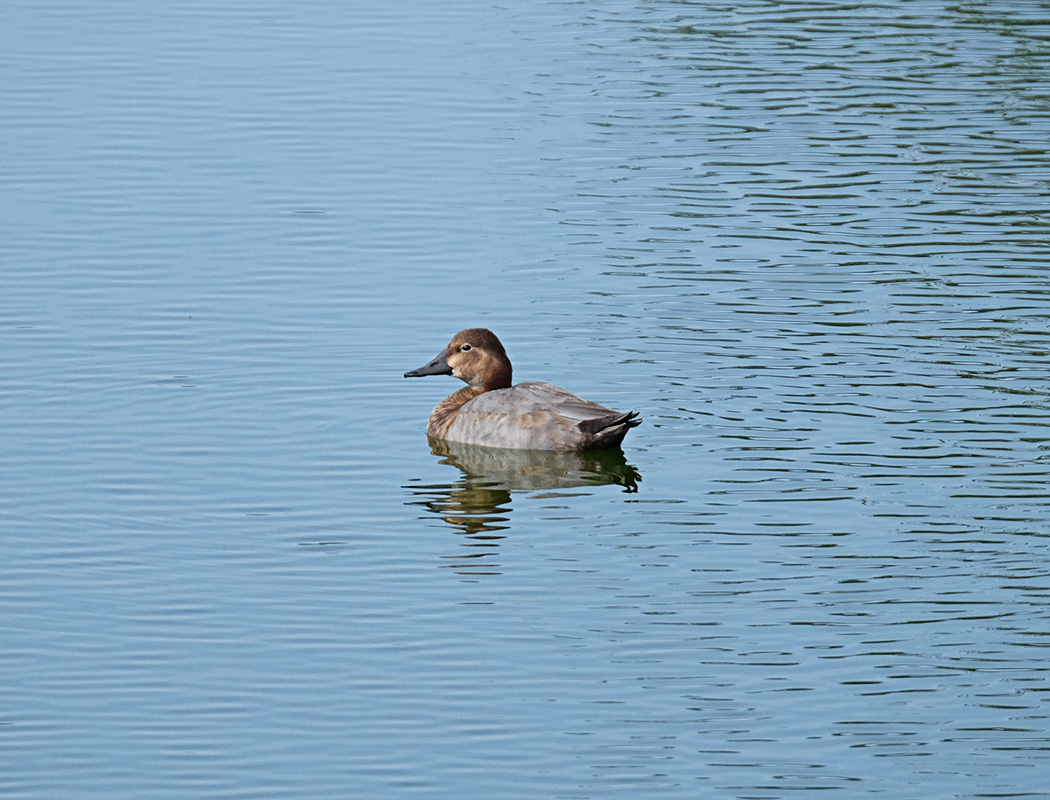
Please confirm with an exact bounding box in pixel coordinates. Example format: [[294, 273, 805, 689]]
[[446, 381, 639, 451]]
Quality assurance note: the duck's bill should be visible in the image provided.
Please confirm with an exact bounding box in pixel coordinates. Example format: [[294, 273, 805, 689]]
[[404, 349, 452, 378]]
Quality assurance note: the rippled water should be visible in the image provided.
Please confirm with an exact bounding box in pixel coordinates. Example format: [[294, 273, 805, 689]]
[[2, 1, 1049, 798]]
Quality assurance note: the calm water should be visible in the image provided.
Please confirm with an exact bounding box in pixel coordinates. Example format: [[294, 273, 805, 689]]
[[2, 0, 1049, 797]]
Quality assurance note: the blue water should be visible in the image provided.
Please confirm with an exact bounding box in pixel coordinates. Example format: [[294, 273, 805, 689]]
[[2, 1, 1049, 798]]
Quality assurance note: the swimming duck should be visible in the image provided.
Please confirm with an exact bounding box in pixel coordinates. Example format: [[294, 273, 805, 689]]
[[404, 328, 640, 452]]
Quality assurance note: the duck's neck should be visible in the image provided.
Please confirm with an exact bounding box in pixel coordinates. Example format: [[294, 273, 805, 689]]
[[486, 360, 512, 390], [428, 385, 486, 439]]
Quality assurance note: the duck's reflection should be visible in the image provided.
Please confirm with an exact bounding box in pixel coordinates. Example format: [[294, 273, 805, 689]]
[[405, 439, 641, 574]]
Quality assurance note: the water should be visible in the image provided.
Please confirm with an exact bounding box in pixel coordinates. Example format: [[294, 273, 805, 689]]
[[2, 1, 1049, 798]]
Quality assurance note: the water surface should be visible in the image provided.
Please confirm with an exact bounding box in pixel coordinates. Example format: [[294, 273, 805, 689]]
[[2, 1, 1049, 798]]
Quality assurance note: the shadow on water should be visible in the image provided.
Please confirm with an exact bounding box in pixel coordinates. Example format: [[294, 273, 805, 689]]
[[404, 439, 640, 574]]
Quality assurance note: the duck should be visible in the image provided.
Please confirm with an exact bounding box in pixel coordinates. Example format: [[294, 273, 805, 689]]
[[404, 328, 641, 452]]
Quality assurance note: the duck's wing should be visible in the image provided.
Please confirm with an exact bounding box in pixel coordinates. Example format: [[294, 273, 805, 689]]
[[464, 382, 606, 418], [464, 382, 640, 450]]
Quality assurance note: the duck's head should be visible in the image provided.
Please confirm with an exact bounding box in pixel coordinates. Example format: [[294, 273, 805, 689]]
[[404, 328, 513, 391]]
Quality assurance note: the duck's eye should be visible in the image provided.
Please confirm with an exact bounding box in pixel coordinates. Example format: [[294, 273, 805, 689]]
[[460, 344, 472, 352]]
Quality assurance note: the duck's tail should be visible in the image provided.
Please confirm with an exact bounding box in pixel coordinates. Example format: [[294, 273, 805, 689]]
[[579, 410, 641, 450]]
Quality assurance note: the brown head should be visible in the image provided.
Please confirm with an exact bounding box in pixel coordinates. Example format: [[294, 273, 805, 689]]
[[404, 328, 513, 391]]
